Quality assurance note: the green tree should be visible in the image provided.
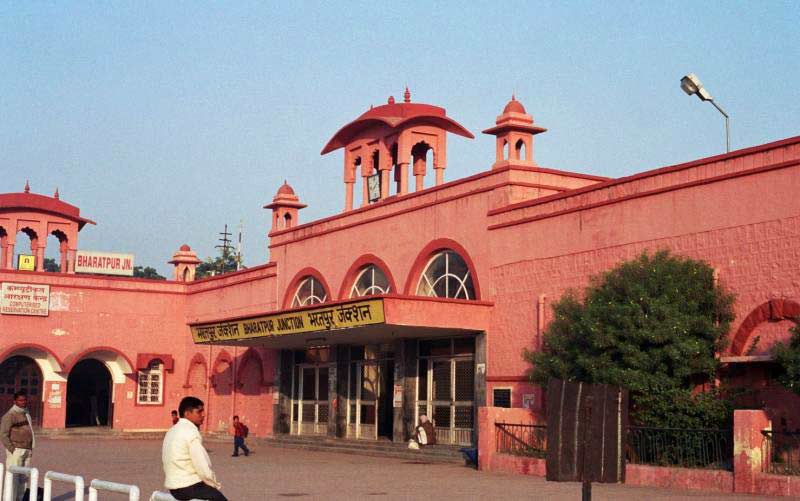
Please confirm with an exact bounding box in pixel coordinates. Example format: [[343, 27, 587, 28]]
[[43, 258, 60, 272], [133, 266, 166, 280], [526, 250, 735, 428], [771, 320, 800, 395], [194, 247, 243, 279]]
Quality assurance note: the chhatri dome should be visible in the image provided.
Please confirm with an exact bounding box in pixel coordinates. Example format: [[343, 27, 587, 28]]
[[502, 95, 527, 114]]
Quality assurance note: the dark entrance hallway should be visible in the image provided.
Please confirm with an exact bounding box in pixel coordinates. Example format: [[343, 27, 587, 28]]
[[0, 355, 43, 427], [66, 359, 112, 427]]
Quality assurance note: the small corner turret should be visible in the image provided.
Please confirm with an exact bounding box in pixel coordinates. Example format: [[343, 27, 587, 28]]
[[169, 244, 201, 281], [264, 181, 307, 233], [482, 95, 547, 169]]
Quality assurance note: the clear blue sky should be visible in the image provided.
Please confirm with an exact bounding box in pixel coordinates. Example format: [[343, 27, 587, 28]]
[[2, 1, 798, 275]]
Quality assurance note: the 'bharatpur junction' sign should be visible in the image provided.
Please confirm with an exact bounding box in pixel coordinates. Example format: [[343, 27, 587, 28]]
[[191, 298, 385, 344], [75, 250, 135, 276], [1, 282, 50, 316]]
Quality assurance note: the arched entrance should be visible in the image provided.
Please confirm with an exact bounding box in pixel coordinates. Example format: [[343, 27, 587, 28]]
[[0, 356, 43, 426], [66, 359, 112, 427]]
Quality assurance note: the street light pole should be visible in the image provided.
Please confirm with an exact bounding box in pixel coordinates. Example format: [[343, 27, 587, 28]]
[[680, 73, 730, 153], [708, 100, 730, 153]]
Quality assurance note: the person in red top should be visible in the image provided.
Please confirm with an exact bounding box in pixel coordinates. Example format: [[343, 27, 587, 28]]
[[231, 416, 250, 457]]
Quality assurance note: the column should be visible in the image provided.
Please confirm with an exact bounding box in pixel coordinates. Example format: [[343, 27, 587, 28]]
[[344, 181, 354, 211], [399, 339, 418, 441], [66, 248, 77, 273], [473, 332, 487, 446], [380, 165, 391, 199], [35, 244, 45, 272], [733, 409, 771, 494], [434, 166, 445, 186], [274, 350, 293, 435], [0, 239, 6, 270], [6, 243, 15, 269], [335, 345, 350, 438], [327, 348, 338, 437], [397, 162, 409, 195], [59, 241, 68, 273]]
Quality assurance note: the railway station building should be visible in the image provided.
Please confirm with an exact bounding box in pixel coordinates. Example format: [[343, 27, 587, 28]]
[[1, 91, 799, 445]]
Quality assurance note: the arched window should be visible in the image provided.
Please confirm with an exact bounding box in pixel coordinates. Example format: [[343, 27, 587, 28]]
[[291, 276, 328, 307], [515, 139, 526, 161], [350, 265, 391, 298], [416, 250, 476, 300]]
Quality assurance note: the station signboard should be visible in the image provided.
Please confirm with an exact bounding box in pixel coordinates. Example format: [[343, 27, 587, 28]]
[[191, 298, 385, 344], [1, 282, 50, 316], [75, 250, 135, 276]]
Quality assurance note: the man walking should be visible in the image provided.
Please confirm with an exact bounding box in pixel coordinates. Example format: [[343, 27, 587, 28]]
[[1, 391, 35, 501], [162, 397, 227, 501], [231, 415, 250, 457]]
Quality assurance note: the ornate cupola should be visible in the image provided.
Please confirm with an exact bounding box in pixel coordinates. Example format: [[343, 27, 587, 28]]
[[321, 88, 474, 211], [482, 95, 547, 168], [169, 244, 201, 282], [264, 181, 306, 233]]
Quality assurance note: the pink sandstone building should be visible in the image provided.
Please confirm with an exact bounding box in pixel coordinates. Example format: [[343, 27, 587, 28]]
[[1, 91, 800, 469]]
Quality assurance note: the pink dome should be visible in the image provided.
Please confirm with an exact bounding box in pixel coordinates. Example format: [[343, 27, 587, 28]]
[[180, 244, 191, 252], [277, 181, 295, 196], [503, 96, 526, 114]]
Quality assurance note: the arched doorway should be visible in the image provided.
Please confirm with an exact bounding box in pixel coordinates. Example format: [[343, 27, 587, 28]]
[[0, 356, 43, 426], [66, 359, 112, 427]]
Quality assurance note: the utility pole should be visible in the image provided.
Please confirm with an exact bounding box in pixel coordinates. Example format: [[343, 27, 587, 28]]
[[216, 224, 232, 274], [236, 219, 244, 271]]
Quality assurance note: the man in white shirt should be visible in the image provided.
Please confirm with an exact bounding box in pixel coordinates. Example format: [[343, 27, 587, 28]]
[[162, 396, 227, 501]]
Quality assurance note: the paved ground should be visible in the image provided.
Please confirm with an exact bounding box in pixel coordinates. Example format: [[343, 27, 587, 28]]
[[25, 438, 783, 500]]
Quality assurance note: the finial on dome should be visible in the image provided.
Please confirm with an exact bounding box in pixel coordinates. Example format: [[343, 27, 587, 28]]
[[512, 93, 516, 101], [387, 96, 395, 105], [54, 187, 59, 199], [24, 180, 30, 193], [404, 87, 411, 103]]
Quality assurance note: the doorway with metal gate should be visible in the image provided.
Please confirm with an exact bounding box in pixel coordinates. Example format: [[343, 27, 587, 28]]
[[346, 345, 394, 440], [416, 337, 475, 445], [291, 363, 331, 436]]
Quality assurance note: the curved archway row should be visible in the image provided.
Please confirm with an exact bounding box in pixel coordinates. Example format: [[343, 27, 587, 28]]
[[282, 238, 482, 308], [201, 348, 270, 391]]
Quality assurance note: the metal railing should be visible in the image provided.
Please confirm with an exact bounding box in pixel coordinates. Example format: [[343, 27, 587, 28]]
[[627, 426, 732, 470], [3, 465, 39, 501], [495, 422, 547, 458], [88, 479, 139, 501], [761, 430, 800, 476], [43, 471, 84, 501]]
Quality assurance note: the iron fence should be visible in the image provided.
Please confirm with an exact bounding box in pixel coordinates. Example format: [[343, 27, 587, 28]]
[[761, 430, 800, 476], [495, 422, 547, 458], [626, 426, 732, 470]]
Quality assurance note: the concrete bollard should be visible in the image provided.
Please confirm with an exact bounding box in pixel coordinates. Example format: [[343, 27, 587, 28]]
[[43, 471, 85, 501], [88, 479, 139, 501]]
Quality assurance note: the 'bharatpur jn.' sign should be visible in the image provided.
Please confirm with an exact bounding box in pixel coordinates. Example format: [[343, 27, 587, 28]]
[[1, 282, 50, 316], [75, 250, 135, 276], [191, 298, 385, 344]]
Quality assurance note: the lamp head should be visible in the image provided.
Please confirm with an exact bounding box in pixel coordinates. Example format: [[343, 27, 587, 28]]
[[681, 73, 713, 101]]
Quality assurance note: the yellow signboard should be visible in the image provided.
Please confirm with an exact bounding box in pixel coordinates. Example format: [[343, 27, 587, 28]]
[[190, 298, 385, 344], [17, 255, 35, 272]]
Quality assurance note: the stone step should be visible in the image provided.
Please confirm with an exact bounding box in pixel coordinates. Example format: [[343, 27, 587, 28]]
[[261, 435, 469, 464]]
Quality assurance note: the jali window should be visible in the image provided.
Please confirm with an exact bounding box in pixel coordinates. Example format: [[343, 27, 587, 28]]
[[137, 359, 164, 405], [350, 265, 390, 297], [416, 250, 476, 300], [291, 276, 328, 307]]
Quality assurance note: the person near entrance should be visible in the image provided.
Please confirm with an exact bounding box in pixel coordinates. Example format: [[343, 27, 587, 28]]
[[409, 414, 436, 449], [1, 391, 35, 501], [162, 396, 227, 501], [171, 409, 179, 425], [231, 415, 250, 457]]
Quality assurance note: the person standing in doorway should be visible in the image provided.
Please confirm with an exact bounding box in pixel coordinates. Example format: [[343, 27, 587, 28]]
[[231, 416, 250, 457], [1, 391, 35, 501], [162, 397, 227, 501]]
